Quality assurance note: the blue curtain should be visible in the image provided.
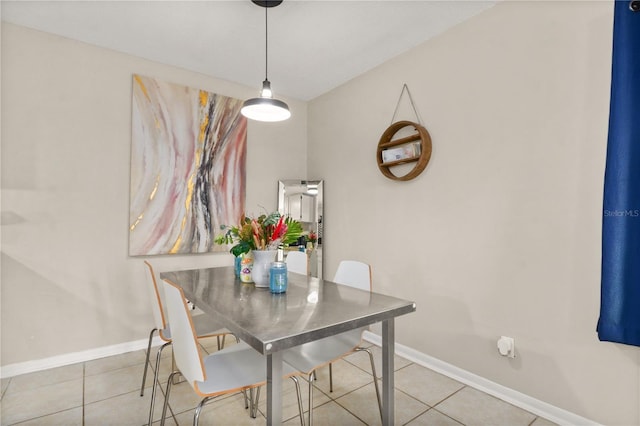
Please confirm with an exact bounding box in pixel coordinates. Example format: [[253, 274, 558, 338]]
[[597, 1, 640, 347]]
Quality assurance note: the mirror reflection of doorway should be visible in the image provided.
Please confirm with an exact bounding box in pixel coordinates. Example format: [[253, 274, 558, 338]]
[[278, 180, 323, 279]]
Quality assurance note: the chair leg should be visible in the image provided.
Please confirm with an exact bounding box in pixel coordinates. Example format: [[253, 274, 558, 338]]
[[250, 386, 261, 418], [253, 377, 304, 424], [308, 373, 315, 426], [160, 371, 178, 426], [249, 388, 255, 418], [193, 395, 215, 426], [356, 347, 383, 422], [329, 362, 333, 392], [148, 341, 171, 426], [242, 389, 249, 409], [140, 328, 158, 396], [290, 376, 305, 426]]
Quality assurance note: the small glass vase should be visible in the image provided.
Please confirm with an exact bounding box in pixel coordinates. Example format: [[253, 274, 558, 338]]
[[251, 250, 277, 288], [234, 255, 242, 278]]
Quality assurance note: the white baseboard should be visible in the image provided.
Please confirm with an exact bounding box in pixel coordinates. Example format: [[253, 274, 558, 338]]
[[0, 336, 164, 379], [0, 330, 600, 426], [362, 331, 599, 426]]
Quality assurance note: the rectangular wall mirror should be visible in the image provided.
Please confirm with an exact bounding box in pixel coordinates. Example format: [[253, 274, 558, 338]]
[[277, 180, 323, 279]]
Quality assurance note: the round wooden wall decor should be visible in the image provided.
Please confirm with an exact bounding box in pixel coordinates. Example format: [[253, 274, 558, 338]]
[[376, 120, 432, 181]]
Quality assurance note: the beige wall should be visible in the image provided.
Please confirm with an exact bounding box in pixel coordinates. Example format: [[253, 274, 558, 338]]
[[308, 2, 638, 425], [1, 23, 307, 364], [3, 1, 640, 424]]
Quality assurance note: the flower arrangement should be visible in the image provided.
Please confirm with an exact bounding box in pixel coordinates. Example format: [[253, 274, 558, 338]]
[[308, 231, 318, 244], [215, 211, 303, 257]]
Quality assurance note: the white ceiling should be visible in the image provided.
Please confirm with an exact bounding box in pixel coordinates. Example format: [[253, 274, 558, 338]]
[[1, 0, 496, 101]]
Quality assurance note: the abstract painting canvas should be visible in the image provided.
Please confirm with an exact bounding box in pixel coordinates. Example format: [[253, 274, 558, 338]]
[[129, 75, 247, 255]]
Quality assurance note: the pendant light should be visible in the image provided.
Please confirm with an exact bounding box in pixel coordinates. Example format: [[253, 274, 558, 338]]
[[241, 0, 291, 122]]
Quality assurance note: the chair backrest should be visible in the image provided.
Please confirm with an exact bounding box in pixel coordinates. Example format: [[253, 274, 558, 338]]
[[286, 251, 308, 275], [144, 261, 167, 332], [162, 278, 206, 386], [333, 260, 372, 292]]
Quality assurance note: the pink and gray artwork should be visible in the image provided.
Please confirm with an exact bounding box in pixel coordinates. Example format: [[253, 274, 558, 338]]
[[129, 75, 246, 255]]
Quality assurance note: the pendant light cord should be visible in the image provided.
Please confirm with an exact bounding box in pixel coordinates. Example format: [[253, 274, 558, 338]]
[[264, 6, 269, 80]]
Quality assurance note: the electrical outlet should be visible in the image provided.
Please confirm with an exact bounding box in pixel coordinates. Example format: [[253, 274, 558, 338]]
[[497, 336, 515, 358]]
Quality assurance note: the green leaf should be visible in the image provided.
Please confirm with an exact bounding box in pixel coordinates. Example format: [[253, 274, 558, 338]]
[[263, 211, 281, 226], [231, 241, 252, 257], [282, 216, 303, 245]]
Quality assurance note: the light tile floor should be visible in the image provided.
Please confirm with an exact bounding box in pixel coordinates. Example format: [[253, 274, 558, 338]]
[[1, 338, 557, 426]]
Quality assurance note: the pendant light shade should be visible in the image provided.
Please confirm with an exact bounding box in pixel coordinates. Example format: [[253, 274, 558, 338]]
[[241, 80, 291, 122], [242, 0, 290, 122]]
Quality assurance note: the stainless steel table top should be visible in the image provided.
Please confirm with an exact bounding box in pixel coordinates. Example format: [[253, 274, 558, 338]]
[[160, 266, 416, 355]]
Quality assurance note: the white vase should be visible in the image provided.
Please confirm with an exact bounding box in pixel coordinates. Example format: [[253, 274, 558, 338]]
[[251, 250, 277, 288]]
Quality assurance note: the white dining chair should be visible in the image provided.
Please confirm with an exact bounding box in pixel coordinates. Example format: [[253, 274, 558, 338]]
[[159, 278, 305, 426], [285, 250, 308, 275], [140, 261, 235, 426], [282, 260, 382, 425]]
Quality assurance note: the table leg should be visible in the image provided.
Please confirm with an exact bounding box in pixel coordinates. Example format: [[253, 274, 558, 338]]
[[382, 318, 395, 426], [266, 351, 283, 426]]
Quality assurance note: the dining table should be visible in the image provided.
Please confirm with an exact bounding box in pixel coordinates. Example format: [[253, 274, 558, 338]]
[[160, 265, 416, 426]]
